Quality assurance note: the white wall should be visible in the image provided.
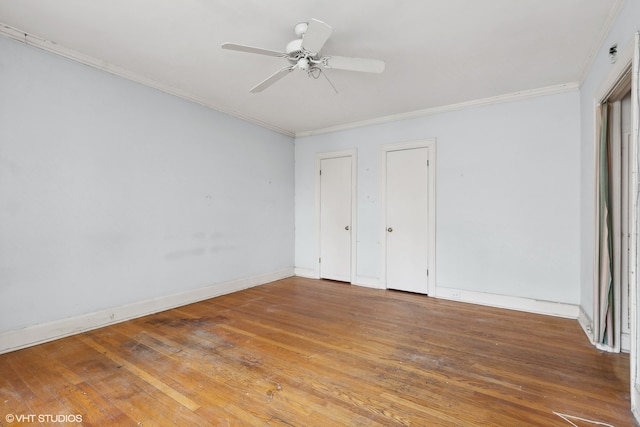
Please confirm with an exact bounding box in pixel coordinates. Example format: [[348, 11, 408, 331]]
[[579, 0, 640, 322], [296, 91, 581, 304], [0, 36, 294, 336]]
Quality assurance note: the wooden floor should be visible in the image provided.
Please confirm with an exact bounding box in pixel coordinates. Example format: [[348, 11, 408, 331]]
[[0, 277, 634, 426]]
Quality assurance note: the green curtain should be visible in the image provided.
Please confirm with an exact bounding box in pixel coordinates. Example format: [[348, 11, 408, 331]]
[[596, 102, 614, 347]]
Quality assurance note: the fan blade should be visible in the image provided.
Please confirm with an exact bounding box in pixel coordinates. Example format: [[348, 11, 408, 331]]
[[301, 19, 333, 54], [322, 55, 385, 73], [221, 42, 285, 58], [250, 66, 295, 93]]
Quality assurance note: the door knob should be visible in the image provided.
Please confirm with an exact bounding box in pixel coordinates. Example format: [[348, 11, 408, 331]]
[[387, 227, 393, 232], [345, 226, 350, 231]]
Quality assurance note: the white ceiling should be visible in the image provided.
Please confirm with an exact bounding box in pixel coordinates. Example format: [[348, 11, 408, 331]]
[[0, 0, 623, 136]]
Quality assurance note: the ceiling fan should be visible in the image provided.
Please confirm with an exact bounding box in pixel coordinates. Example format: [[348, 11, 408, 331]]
[[221, 19, 385, 93]]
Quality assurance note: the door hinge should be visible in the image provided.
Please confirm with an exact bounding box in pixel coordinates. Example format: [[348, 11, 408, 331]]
[[319, 169, 322, 175], [427, 269, 429, 277], [319, 257, 321, 263]]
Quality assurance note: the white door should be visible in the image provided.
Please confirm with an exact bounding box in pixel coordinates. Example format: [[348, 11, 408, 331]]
[[320, 156, 352, 282], [385, 147, 429, 293]]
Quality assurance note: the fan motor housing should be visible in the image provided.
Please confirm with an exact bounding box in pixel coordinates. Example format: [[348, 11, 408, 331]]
[[286, 39, 304, 57]]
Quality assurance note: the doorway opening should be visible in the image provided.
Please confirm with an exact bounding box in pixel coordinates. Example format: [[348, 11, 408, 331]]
[[592, 31, 640, 423], [594, 63, 633, 353]]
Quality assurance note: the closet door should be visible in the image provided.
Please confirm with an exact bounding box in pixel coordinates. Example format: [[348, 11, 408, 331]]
[[319, 156, 352, 282], [385, 147, 430, 294]]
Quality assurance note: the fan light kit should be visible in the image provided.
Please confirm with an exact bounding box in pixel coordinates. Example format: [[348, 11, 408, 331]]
[[222, 18, 385, 93]]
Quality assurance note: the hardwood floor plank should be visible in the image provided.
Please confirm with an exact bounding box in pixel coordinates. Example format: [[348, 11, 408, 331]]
[[0, 368, 38, 426], [77, 334, 201, 411], [0, 277, 633, 426], [88, 371, 213, 427], [124, 312, 385, 425], [209, 285, 623, 422], [94, 318, 341, 425], [4, 352, 78, 425], [216, 316, 555, 425]]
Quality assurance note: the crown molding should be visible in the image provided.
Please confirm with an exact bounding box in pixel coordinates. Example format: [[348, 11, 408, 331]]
[[577, 0, 626, 86], [2, 23, 580, 141], [295, 82, 579, 138], [0, 23, 295, 138]]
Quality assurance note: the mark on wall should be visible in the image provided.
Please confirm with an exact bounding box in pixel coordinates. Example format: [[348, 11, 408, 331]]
[[165, 248, 206, 260]]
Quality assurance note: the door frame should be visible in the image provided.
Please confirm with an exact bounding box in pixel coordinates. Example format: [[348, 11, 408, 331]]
[[630, 31, 640, 422], [379, 139, 436, 295], [315, 150, 358, 283], [593, 36, 634, 353], [593, 32, 640, 420]]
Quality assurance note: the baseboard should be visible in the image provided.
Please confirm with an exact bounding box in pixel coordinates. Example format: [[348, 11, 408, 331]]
[[435, 286, 580, 319], [578, 305, 630, 353], [294, 267, 317, 279], [294, 270, 383, 289], [0, 268, 294, 355], [578, 305, 595, 344], [354, 276, 384, 289]]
